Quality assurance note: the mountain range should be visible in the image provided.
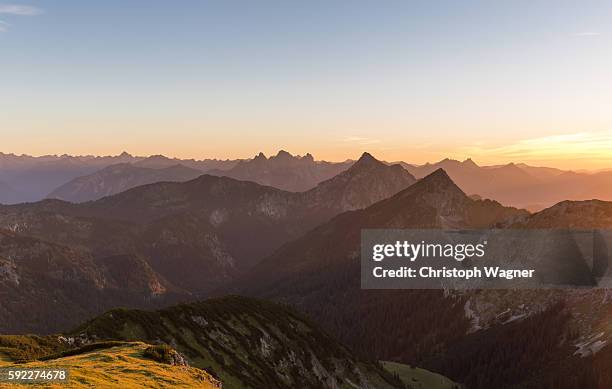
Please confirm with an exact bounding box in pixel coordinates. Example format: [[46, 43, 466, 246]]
[[0, 153, 415, 333], [4, 150, 612, 388], [207, 150, 353, 192], [0, 150, 353, 205], [0, 152, 239, 204], [402, 158, 612, 211], [6, 150, 612, 213]]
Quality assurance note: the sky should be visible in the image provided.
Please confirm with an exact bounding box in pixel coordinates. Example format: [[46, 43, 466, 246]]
[[1, 0, 611, 169]]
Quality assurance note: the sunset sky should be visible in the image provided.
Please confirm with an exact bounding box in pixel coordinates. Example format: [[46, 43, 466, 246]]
[[1, 1, 611, 169]]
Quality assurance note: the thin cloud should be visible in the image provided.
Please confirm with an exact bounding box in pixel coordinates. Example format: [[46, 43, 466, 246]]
[[0, 4, 43, 16], [0, 4, 43, 32], [343, 136, 382, 146], [572, 32, 601, 37]]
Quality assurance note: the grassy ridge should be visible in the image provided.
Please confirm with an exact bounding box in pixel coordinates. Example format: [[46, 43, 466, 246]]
[[0, 296, 405, 388], [0, 342, 220, 388], [72, 295, 403, 389]]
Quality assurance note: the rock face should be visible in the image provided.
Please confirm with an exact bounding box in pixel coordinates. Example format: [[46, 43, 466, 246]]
[[73, 296, 402, 389], [208, 150, 352, 192], [0, 256, 20, 285], [47, 163, 205, 203]]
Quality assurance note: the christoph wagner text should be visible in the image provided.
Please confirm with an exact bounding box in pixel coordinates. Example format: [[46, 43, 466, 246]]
[[372, 240, 487, 262], [372, 266, 535, 280]]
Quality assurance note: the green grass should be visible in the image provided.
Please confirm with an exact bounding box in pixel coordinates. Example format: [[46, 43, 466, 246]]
[[381, 361, 460, 389]]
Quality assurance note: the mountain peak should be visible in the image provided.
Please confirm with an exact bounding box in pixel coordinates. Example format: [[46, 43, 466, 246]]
[[436, 157, 465, 165], [362, 167, 483, 228], [132, 154, 176, 168], [427, 167, 451, 180], [254, 152, 267, 161], [355, 152, 378, 164], [303, 151, 416, 211], [463, 158, 478, 167], [145, 155, 171, 162], [498, 162, 531, 176], [409, 168, 464, 196], [346, 153, 383, 172], [360, 151, 375, 159], [274, 150, 294, 160]]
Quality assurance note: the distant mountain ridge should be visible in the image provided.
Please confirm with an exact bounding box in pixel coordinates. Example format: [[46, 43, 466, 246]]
[[132, 154, 238, 171], [208, 150, 353, 192], [6, 150, 612, 209], [47, 163, 205, 203], [402, 157, 612, 211], [0, 152, 240, 204], [0, 150, 356, 204]]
